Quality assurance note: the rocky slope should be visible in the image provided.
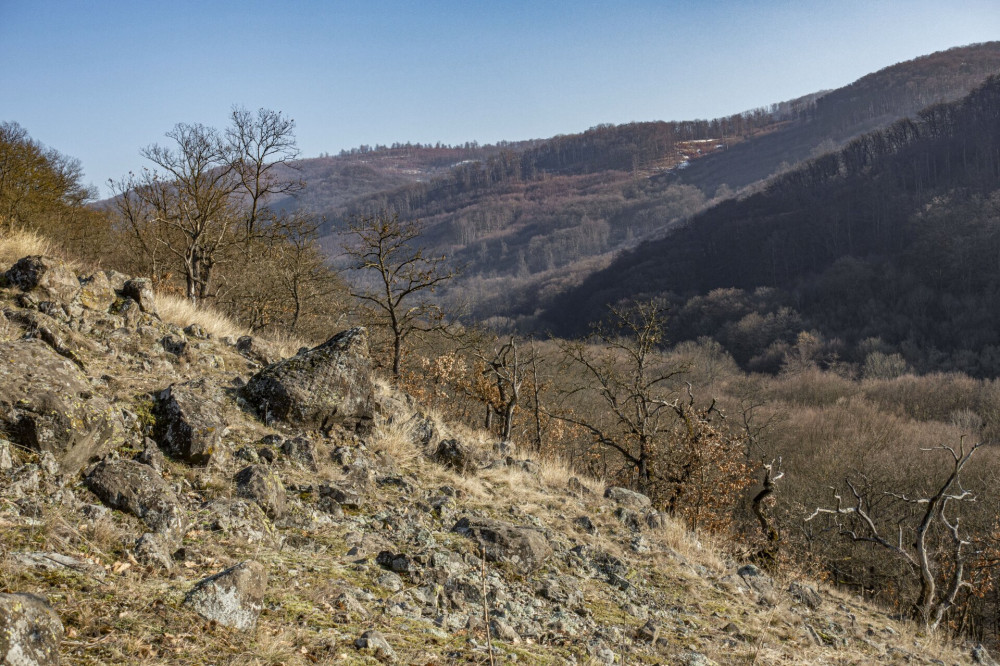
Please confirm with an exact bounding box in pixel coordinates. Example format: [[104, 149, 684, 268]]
[[0, 253, 989, 664]]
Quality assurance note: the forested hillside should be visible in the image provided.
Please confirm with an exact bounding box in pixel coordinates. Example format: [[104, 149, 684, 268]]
[[546, 73, 1000, 376], [284, 43, 1000, 323]]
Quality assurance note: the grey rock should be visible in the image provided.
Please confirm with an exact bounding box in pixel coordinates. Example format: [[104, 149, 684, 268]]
[[154, 379, 228, 465], [85, 459, 185, 539], [452, 516, 552, 571], [0, 340, 119, 474], [121, 278, 157, 315], [234, 464, 286, 519], [242, 327, 375, 431], [196, 499, 274, 544], [0, 593, 64, 666], [5, 255, 80, 304], [355, 629, 397, 662], [604, 486, 652, 512], [184, 560, 267, 631], [235, 335, 282, 367], [78, 271, 116, 311]]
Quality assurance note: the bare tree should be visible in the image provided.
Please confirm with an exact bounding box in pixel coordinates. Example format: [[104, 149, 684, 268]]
[[807, 440, 981, 630], [110, 108, 299, 305], [343, 212, 454, 379], [553, 301, 685, 493], [472, 334, 534, 441]]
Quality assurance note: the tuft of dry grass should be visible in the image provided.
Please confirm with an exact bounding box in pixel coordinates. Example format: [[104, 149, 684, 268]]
[[0, 225, 54, 268], [155, 293, 247, 341]]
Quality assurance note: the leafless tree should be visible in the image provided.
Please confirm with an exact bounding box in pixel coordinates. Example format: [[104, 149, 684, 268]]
[[553, 300, 686, 493], [110, 108, 299, 305], [807, 439, 981, 630], [343, 212, 454, 379]]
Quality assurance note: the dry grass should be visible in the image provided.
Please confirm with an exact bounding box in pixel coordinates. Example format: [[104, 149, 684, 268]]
[[0, 225, 54, 268], [155, 293, 247, 340]]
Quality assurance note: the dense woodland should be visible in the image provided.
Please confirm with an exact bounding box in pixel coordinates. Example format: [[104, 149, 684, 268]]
[[547, 73, 1000, 376], [7, 41, 1000, 645]]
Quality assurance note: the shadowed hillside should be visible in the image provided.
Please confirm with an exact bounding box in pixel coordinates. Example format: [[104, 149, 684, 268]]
[[544, 73, 1000, 375]]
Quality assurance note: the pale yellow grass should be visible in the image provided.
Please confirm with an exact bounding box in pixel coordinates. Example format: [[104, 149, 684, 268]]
[[0, 225, 53, 268], [155, 293, 248, 340]]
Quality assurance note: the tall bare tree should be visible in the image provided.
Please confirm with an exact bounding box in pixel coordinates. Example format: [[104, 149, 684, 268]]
[[110, 108, 299, 305], [343, 212, 454, 379]]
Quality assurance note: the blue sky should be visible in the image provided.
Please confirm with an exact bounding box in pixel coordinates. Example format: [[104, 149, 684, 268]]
[[2, 0, 999, 195]]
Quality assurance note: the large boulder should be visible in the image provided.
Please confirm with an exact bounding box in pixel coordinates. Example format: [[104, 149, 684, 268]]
[[184, 561, 268, 631], [242, 327, 375, 432], [452, 516, 552, 571], [85, 459, 185, 539], [0, 340, 119, 474], [0, 593, 64, 665], [154, 379, 228, 465], [4, 255, 80, 304]]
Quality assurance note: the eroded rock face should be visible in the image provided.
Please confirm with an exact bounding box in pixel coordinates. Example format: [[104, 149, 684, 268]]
[[184, 561, 267, 631], [155, 379, 228, 465], [85, 459, 185, 539], [242, 327, 375, 432], [234, 465, 286, 519], [0, 593, 64, 666], [0, 340, 119, 474], [452, 516, 552, 571], [5, 256, 80, 304]]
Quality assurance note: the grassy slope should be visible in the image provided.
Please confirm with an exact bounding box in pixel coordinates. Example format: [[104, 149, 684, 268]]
[[0, 227, 980, 665]]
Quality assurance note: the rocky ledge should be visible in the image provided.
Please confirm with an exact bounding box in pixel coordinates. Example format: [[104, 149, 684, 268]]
[[0, 255, 988, 665]]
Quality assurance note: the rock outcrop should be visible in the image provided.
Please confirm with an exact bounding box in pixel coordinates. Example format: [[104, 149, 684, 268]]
[[0, 339, 119, 474], [242, 327, 375, 432]]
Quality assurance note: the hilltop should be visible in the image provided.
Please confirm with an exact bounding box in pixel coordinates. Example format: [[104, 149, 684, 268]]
[[0, 233, 988, 665]]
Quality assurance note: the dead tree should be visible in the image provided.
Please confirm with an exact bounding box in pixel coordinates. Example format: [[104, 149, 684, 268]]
[[807, 440, 981, 630]]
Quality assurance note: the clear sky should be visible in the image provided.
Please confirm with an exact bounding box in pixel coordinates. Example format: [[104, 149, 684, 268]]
[[2, 0, 999, 196]]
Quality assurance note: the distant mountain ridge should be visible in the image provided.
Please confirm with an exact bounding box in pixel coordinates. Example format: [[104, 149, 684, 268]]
[[281, 42, 1000, 328]]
